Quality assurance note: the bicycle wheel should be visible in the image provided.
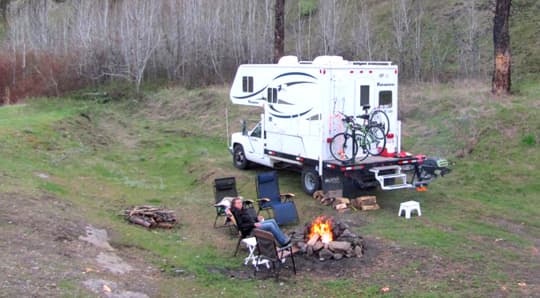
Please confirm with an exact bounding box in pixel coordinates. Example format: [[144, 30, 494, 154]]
[[370, 110, 390, 135], [365, 126, 386, 156], [353, 131, 369, 162], [329, 133, 356, 162]]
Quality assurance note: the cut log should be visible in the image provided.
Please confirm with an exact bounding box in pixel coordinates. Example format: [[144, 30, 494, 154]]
[[313, 241, 324, 252], [313, 190, 325, 201], [334, 203, 348, 211], [328, 241, 352, 253], [362, 204, 380, 211], [359, 196, 377, 205], [335, 197, 350, 205], [351, 197, 363, 209], [128, 216, 152, 228], [321, 197, 335, 206], [306, 234, 320, 246]]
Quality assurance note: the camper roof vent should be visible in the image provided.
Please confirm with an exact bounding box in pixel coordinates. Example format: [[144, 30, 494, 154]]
[[278, 56, 299, 65], [313, 56, 347, 65]]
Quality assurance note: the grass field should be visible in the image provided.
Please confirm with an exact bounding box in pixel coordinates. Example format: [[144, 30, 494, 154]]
[[0, 80, 538, 297]]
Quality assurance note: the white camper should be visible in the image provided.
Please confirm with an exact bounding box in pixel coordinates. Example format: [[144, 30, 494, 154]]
[[229, 56, 449, 197]]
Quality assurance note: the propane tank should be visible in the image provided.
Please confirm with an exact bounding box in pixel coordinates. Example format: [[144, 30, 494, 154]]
[[383, 132, 396, 157]]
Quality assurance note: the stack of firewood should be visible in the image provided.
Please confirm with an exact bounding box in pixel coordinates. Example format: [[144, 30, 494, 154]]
[[313, 191, 380, 212], [124, 205, 177, 229]]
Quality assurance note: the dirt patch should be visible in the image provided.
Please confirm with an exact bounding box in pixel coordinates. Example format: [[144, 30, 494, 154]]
[[0, 192, 158, 296]]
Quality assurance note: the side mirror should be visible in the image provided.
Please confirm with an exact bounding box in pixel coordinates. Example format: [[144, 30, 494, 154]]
[[241, 120, 247, 136]]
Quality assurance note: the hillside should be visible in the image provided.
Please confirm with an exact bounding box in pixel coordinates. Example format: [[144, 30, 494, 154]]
[[0, 81, 538, 296]]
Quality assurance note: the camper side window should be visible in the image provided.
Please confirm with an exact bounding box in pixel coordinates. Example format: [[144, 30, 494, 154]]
[[267, 88, 278, 104], [360, 85, 370, 107], [379, 91, 392, 107], [242, 76, 253, 92]]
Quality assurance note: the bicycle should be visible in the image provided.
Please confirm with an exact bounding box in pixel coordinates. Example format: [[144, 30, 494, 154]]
[[369, 107, 390, 135], [329, 111, 387, 163]]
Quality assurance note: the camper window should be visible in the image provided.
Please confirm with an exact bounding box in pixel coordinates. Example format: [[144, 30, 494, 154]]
[[379, 91, 392, 107], [360, 85, 370, 107], [267, 88, 278, 104], [242, 76, 253, 92]]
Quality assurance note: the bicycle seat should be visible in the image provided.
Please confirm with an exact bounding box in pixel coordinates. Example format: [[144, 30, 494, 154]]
[[356, 114, 370, 120]]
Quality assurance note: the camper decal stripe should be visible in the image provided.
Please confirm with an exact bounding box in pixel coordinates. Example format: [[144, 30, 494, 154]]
[[273, 72, 317, 80], [285, 81, 315, 87], [232, 72, 316, 100], [232, 85, 267, 100], [269, 105, 285, 114], [270, 108, 313, 119]]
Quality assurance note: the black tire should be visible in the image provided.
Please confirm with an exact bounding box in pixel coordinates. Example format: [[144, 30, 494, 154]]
[[329, 132, 356, 162], [233, 145, 249, 169], [370, 110, 390, 135], [301, 168, 321, 195], [365, 126, 386, 156]]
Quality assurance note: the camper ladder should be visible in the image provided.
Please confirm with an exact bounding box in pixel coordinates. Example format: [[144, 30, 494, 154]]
[[369, 165, 414, 191]]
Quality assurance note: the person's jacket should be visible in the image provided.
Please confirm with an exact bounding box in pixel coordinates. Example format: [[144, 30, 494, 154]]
[[231, 207, 257, 236]]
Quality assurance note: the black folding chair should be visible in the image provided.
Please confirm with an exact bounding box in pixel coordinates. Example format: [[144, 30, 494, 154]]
[[213, 177, 238, 228], [253, 228, 296, 280]]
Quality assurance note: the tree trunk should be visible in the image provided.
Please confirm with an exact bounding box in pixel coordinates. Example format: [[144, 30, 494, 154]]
[[492, 0, 511, 95], [273, 0, 285, 63]]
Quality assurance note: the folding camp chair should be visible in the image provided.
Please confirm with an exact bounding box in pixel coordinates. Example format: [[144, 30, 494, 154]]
[[253, 229, 296, 280], [255, 171, 299, 225], [213, 177, 238, 228], [231, 204, 258, 257]]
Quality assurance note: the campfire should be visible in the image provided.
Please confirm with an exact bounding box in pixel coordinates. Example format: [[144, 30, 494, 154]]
[[308, 216, 333, 244], [294, 216, 364, 261]]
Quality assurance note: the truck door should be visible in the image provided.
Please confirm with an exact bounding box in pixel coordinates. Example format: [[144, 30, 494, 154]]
[[246, 120, 265, 162]]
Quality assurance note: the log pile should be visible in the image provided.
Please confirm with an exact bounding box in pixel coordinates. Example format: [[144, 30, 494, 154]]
[[294, 218, 364, 261], [312, 190, 379, 211], [124, 205, 177, 229]]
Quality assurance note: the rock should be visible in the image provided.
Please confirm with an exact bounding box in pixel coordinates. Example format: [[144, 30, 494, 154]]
[[319, 248, 334, 260], [328, 241, 351, 253], [296, 241, 306, 252], [354, 245, 364, 257], [339, 229, 355, 238], [333, 253, 343, 260], [307, 245, 313, 256]]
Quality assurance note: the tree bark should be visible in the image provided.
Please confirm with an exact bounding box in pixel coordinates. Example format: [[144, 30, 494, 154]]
[[492, 0, 511, 95], [273, 0, 285, 63]]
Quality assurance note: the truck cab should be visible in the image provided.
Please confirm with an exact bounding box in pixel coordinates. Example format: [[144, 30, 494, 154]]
[[231, 117, 274, 169]]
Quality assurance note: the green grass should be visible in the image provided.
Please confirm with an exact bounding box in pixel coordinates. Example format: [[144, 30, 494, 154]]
[[0, 81, 538, 296]]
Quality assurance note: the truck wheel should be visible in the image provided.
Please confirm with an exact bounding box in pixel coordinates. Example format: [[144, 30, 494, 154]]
[[233, 145, 249, 169], [301, 168, 321, 195]]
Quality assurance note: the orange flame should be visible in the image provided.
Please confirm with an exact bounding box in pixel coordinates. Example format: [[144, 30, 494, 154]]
[[308, 216, 333, 244]]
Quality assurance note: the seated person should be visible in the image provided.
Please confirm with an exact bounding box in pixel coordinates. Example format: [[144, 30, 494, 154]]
[[226, 197, 291, 247]]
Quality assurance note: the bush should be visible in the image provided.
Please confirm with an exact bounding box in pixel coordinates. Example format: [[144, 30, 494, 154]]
[[0, 50, 88, 104]]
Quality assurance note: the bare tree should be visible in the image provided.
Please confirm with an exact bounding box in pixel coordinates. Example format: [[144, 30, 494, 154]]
[[492, 0, 511, 95], [274, 0, 285, 63]]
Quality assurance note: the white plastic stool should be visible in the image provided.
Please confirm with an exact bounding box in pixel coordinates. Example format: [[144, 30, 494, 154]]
[[398, 200, 421, 219]]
